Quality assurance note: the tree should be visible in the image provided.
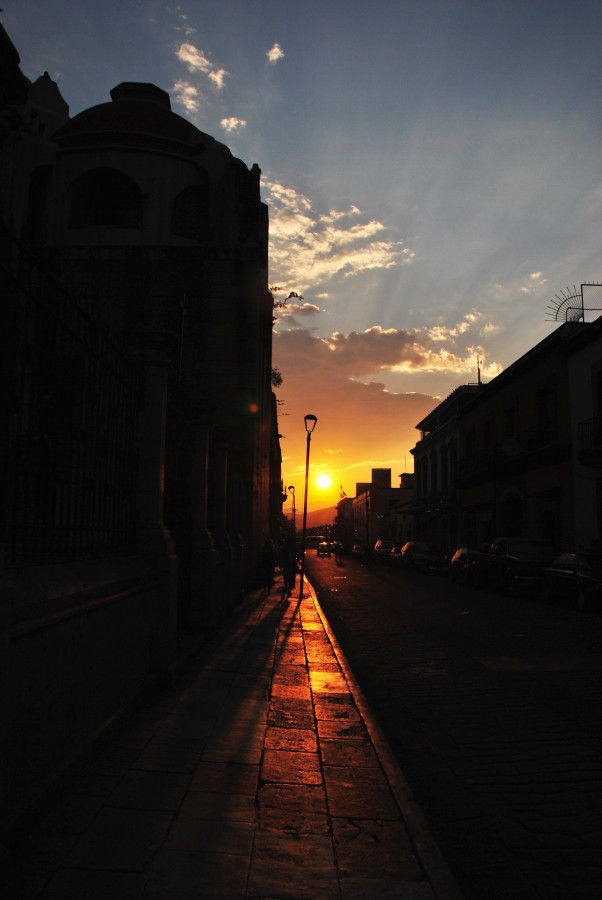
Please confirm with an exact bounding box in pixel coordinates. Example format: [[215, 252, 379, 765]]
[[270, 285, 304, 325]]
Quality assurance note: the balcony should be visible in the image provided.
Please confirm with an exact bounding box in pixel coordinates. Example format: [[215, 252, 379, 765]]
[[458, 425, 569, 483]]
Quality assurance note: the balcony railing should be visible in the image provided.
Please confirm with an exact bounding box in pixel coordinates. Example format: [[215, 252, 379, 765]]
[[457, 424, 567, 481]]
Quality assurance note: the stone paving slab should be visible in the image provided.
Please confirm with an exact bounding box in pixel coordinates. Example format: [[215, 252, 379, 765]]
[[5, 574, 463, 900]]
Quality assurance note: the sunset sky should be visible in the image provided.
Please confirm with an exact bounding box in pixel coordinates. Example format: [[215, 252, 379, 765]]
[[5, 0, 602, 515]]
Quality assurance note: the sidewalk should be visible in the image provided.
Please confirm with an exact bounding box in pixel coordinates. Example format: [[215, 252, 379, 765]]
[[6, 574, 464, 900]]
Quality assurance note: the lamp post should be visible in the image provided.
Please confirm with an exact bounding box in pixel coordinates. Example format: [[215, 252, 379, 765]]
[[288, 485, 296, 537], [299, 414, 317, 600]]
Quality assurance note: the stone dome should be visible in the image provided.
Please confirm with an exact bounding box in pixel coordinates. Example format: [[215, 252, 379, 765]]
[[54, 82, 232, 160]]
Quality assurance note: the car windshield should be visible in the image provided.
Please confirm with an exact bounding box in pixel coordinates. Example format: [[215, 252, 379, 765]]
[[507, 541, 540, 555], [508, 541, 535, 556]]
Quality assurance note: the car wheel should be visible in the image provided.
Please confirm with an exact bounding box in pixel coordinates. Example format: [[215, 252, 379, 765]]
[[576, 590, 587, 612]]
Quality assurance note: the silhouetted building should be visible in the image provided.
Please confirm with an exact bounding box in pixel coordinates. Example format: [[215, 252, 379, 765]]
[[410, 319, 602, 552], [333, 496, 354, 547], [410, 384, 482, 550], [1, 21, 280, 830], [457, 321, 602, 549], [388, 472, 416, 545], [352, 468, 402, 545]]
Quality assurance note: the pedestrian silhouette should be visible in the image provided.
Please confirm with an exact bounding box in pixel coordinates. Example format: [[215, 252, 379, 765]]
[[281, 538, 298, 598], [259, 538, 276, 593]]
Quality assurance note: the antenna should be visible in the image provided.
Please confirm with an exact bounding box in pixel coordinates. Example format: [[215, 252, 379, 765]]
[[476, 355, 482, 386], [547, 283, 602, 323]]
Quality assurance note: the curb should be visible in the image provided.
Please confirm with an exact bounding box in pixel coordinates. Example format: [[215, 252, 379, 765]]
[[307, 579, 465, 900]]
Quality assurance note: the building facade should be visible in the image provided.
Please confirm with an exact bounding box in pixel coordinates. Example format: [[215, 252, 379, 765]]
[[565, 318, 602, 550], [456, 325, 578, 549], [1, 22, 280, 829], [352, 468, 402, 547], [410, 385, 481, 551], [388, 473, 416, 546], [410, 320, 602, 555]]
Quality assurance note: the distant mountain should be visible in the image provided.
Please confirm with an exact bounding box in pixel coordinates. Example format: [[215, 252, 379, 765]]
[[285, 506, 336, 534], [305, 506, 335, 529]]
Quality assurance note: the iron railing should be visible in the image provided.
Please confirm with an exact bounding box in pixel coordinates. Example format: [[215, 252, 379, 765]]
[[2, 222, 143, 567]]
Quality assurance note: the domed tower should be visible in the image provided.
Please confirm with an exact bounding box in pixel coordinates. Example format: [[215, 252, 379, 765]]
[[27, 82, 275, 622], [1, 26, 279, 829]]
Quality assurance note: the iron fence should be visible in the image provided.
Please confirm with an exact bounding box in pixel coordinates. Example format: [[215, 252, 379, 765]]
[[1, 222, 143, 567]]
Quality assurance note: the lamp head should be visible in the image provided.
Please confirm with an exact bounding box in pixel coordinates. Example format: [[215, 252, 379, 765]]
[[288, 485, 295, 493], [304, 414, 318, 434]]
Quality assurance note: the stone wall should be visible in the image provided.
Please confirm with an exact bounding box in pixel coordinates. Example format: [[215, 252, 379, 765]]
[[2, 557, 166, 831]]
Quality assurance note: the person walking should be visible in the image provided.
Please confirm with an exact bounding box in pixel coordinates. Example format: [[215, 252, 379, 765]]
[[259, 538, 277, 594], [281, 537, 298, 598]]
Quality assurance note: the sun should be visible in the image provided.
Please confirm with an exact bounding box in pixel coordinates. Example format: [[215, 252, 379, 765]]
[[316, 473, 332, 490]]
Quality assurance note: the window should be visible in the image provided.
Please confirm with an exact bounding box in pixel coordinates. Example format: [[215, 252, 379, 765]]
[[482, 418, 492, 453], [69, 168, 143, 229], [504, 404, 518, 439], [171, 176, 210, 242]]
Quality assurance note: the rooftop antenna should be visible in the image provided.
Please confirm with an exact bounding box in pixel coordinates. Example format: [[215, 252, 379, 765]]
[[547, 283, 602, 323]]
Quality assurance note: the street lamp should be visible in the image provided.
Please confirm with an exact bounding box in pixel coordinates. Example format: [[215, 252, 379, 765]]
[[288, 485, 296, 537], [299, 414, 317, 600]]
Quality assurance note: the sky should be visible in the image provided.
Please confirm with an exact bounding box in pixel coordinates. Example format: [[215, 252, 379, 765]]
[[5, 0, 602, 516]]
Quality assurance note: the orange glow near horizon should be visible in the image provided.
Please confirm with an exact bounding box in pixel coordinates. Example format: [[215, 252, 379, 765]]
[[276, 348, 427, 518]]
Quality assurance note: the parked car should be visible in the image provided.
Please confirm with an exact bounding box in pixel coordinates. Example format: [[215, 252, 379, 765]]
[[374, 539, 395, 559], [351, 543, 364, 558], [400, 541, 446, 574], [389, 545, 404, 564], [449, 545, 488, 584], [543, 552, 602, 611], [473, 537, 556, 595]]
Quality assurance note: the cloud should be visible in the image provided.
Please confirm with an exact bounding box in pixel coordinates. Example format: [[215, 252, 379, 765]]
[[208, 69, 228, 89], [274, 301, 322, 328], [171, 79, 200, 112], [424, 311, 484, 342], [221, 116, 247, 133], [263, 179, 410, 292], [173, 6, 195, 37], [278, 318, 502, 381], [274, 328, 437, 491], [277, 301, 321, 318], [176, 42, 229, 89], [274, 322, 502, 501], [319, 206, 361, 223], [520, 271, 548, 294], [266, 43, 285, 64]]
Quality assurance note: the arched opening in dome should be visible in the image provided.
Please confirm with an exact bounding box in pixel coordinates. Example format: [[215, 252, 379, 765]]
[[171, 176, 210, 242], [69, 168, 143, 229]]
